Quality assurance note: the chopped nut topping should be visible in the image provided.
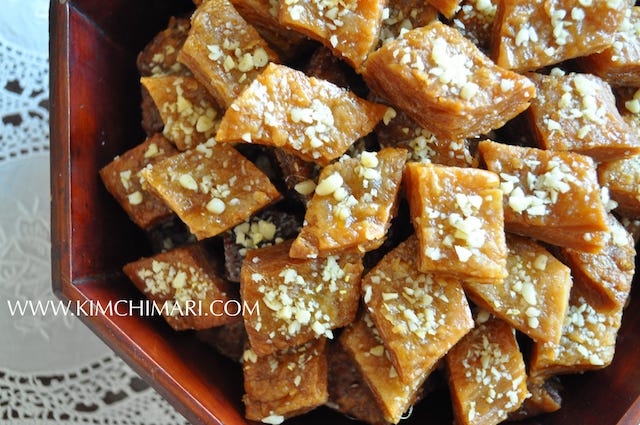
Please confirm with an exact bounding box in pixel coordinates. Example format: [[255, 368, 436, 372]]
[[625, 88, 640, 114], [144, 143, 160, 158], [178, 174, 199, 191], [234, 218, 286, 256], [500, 157, 578, 217], [243, 349, 258, 364], [135, 259, 211, 315], [459, 326, 527, 415], [261, 414, 285, 425], [538, 296, 619, 368], [294, 179, 317, 195], [533, 254, 548, 270], [428, 37, 472, 96], [119, 170, 132, 190], [383, 107, 397, 125], [515, 25, 539, 47], [289, 99, 335, 153], [369, 345, 385, 356], [206, 198, 226, 214], [255, 253, 352, 340], [206, 41, 269, 80], [315, 172, 344, 196], [143, 76, 220, 151], [127, 191, 143, 205], [360, 151, 379, 168], [460, 82, 479, 100]]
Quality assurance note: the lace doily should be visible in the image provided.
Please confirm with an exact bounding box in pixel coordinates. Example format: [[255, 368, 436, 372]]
[[0, 1, 188, 423]]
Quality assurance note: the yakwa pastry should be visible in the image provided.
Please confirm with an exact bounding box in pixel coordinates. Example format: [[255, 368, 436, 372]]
[[99, 0, 639, 423]]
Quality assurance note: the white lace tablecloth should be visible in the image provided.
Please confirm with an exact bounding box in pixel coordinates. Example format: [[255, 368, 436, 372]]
[[0, 1, 189, 423]]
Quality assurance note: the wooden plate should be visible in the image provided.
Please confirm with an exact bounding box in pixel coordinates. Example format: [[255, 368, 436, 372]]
[[49, 1, 640, 424]]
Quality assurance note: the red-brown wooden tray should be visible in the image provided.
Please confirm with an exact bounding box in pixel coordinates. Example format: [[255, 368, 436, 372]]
[[49, 1, 640, 424]]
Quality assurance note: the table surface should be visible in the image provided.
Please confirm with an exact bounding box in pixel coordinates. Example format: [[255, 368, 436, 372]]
[[0, 1, 189, 423]]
